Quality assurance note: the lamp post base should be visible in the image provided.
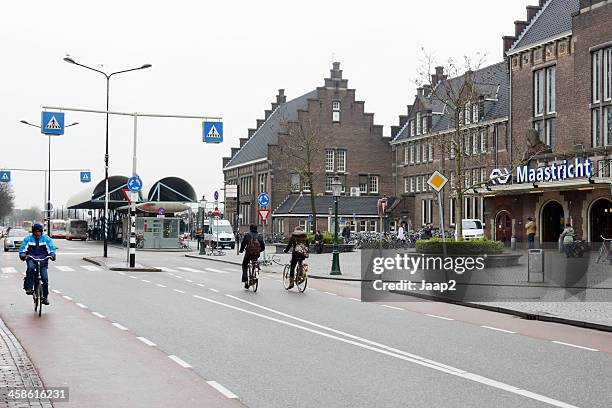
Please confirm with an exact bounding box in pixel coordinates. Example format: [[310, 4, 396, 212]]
[[330, 249, 342, 275]]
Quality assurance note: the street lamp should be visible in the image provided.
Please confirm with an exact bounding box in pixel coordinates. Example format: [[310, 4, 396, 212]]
[[20, 120, 78, 234], [63, 56, 152, 257], [330, 177, 342, 275]]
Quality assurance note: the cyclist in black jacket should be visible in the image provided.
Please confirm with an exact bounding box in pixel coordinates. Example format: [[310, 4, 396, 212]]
[[239, 224, 265, 289]]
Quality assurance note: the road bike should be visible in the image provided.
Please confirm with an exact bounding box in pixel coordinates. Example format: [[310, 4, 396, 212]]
[[282, 259, 308, 293], [596, 235, 612, 264], [246, 259, 260, 292], [26, 255, 53, 317]]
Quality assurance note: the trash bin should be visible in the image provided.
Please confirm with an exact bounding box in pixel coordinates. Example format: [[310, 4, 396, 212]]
[[528, 249, 544, 282]]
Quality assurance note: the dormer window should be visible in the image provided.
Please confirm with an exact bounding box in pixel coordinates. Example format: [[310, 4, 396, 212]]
[[472, 103, 479, 123], [416, 112, 422, 135], [332, 101, 340, 122], [422, 115, 428, 134], [410, 120, 415, 136], [465, 103, 471, 125]]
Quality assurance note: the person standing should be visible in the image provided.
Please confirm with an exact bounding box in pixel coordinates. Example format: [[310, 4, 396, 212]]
[[525, 217, 537, 249], [341, 224, 351, 244], [314, 230, 324, 254], [559, 223, 575, 258], [397, 223, 406, 243]]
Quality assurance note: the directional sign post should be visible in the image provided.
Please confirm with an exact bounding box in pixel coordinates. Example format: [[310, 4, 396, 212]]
[[80, 171, 91, 183], [427, 171, 448, 244], [41, 111, 65, 135], [258, 209, 270, 223], [0, 171, 11, 183], [203, 121, 223, 143], [257, 193, 270, 207]]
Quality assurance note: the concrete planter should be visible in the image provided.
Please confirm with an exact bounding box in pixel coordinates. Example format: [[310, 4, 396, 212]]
[[271, 243, 355, 254]]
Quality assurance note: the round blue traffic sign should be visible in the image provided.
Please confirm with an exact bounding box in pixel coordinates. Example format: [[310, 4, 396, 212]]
[[214, 190, 219, 201], [258, 193, 270, 207], [127, 175, 143, 193]]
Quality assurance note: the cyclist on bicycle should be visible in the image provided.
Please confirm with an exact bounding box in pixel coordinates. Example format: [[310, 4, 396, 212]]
[[283, 227, 309, 289], [239, 224, 265, 289], [18, 223, 56, 305]]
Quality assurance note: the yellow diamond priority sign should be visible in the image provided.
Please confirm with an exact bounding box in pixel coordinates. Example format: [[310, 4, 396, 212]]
[[427, 171, 448, 192]]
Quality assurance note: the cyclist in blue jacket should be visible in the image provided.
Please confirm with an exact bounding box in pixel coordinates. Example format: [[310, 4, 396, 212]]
[[18, 223, 56, 305]]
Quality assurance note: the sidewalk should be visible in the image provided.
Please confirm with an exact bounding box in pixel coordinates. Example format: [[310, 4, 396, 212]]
[[0, 317, 53, 408]]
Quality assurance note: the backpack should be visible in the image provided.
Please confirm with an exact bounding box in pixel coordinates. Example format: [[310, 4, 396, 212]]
[[295, 242, 310, 258], [246, 235, 262, 258]]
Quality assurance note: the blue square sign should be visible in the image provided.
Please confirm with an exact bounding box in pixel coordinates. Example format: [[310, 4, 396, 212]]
[[203, 121, 223, 143], [0, 170, 11, 183], [80, 171, 91, 183], [41, 111, 65, 135]]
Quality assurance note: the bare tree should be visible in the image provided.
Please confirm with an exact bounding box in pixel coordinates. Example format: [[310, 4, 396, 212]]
[[0, 183, 15, 222], [280, 117, 324, 233]]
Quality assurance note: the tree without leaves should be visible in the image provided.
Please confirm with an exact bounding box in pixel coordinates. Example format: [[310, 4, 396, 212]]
[[0, 183, 15, 222]]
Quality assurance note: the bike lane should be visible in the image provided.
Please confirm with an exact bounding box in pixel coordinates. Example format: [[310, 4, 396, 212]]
[[0, 270, 248, 408]]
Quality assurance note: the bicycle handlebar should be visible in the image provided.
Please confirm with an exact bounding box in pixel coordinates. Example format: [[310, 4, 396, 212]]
[[25, 255, 54, 261], [600, 236, 612, 241]]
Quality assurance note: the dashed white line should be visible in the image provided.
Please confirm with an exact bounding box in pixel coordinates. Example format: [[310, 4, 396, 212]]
[[207, 381, 238, 399], [196, 283, 205, 287], [205, 267, 230, 274], [173, 289, 185, 294], [382, 305, 404, 310], [81, 265, 102, 271], [112, 323, 128, 331], [323, 291, 337, 296], [209, 288, 220, 293], [1, 267, 17, 274], [75, 303, 88, 309], [91, 312, 105, 318], [159, 267, 178, 273], [141, 279, 151, 283], [156, 284, 167, 288], [223, 269, 240, 273], [62, 295, 73, 301], [178, 267, 203, 273], [129, 276, 137, 279], [426, 314, 454, 321], [168, 355, 192, 368], [55, 266, 75, 272], [552, 341, 598, 352], [52, 289, 61, 294], [348, 297, 361, 301], [481, 326, 516, 334], [185, 279, 194, 283], [137, 337, 157, 347], [117, 271, 126, 275]]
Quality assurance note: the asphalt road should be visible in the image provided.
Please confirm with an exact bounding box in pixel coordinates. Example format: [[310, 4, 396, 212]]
[[2, 240, 611, 408]]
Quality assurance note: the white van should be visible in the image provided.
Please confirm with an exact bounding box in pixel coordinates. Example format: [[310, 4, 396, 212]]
[[203, 219, 236, 249], [459, 219, 485, 240]]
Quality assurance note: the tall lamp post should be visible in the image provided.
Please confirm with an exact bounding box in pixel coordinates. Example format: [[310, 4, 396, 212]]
[[330, 177, 342, 275], [63, 56, 151, 257], [20, 120, 78, 234]]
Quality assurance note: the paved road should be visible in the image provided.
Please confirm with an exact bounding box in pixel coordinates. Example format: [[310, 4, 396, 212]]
[[2, 241, 611, 408]]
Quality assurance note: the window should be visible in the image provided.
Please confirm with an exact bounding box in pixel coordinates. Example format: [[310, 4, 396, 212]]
[[450, 140, 456, 159], [422, 115, 428, 134], [428, 143, 433, 162], [450, 172, 455, 190], [415, 142, 421, 162], [416, 176, 421, 192], [593, 109, 601, 147], [464, 134, 470, 155], [404, 177, 410, 193], [410, 177, 414, 192], [423, 175, 428, 191], [480, 129, 487, 153], [416, 112, 422, 135], [545, 118, 556, 148], [593, 50, 601, 103], [325, 175, 334, 192], [422, 143, 427, 163], [409, 144, 414, 164], [303, 178, 311, 192], [546, 66, 556, 113], [336, 150, 346, 172], [369, 176, 379, 194], [534, 121, 544, 143], [421, 199, 433, 225], [480, 168, 487, 183], [605, 48, 612, 101], [410, 120, 415, 136], [605, 107, 612, 146], [332, 101, 340, 122], [359, 220, 367, 232], [534, 69, 544, 116], [449, 198, 456, 225], [325, 149, 334, 172], [465, 103, 471, 125], [472, 103, 479, 123], [291, 174, 300, 191], [597, 160, 605, 178], [472, 132, 478, 155], [299, 219, 307, 230], [404, 144, 410, 164]]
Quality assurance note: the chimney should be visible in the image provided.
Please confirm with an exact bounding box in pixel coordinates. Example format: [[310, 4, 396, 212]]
[[264, 109, 273, 119], [503, 35, 517, 57], [239, 138, 248, 147], [417, 87, 424, 97], [406, 105, 413, 115], [539, 0, 546, 6], [514, 20, 528, 37], [222, 157, 231, 167], [231, 147, 240, 157], [331, 62, 342, 79], [423, 84, 432, 97], [248, 128, 257, 137], [256, 119, 265, 128], [276, 89, 286, 104], [526, 5, 541, 21]]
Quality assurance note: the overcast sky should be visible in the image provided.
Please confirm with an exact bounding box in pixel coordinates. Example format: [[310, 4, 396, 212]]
[[1, 0, 533, 210]]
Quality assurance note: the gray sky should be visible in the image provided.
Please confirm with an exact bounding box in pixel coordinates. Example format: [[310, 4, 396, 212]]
[[1, 0, 533, 209]]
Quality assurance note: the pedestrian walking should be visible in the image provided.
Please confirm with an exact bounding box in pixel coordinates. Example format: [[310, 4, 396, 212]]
[[314, 230, 324, 254], [397, 224, 406, 243], [525, 217, 536, 249], [559, 223, 575, 258], [341, 224, 351, 244]]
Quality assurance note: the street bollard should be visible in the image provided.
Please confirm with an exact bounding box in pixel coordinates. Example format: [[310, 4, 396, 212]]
[[528, 249, 544, 282], [510, 235, 517, 251]]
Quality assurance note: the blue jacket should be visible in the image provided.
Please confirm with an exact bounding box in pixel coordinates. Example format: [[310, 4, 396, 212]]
[[19, 234, 57, 261]]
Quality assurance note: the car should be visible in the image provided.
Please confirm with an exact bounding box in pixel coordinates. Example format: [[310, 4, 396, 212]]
[[458, 219, 485, 240], [3, 228, 28, 252]]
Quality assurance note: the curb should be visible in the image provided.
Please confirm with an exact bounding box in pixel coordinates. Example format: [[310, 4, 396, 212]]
[[390, 290, 612, 333], [185, 254, 242, 266], [83, 257, 162, 272]]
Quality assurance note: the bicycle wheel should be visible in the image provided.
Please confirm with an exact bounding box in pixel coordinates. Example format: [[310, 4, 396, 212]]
[[282, 264, 291, 290], [36, 280, 42, 317], [251, 265, 259, 293], [296, 265, 308, 293], [33, 281, 38, 312]]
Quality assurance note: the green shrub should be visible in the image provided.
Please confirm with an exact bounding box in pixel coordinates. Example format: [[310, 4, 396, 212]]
[[306, 232, 341, 244], [415, 238, 504, 255]]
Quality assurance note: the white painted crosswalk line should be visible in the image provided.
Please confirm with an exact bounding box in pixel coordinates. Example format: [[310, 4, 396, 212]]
[[81, 265, 102, 271], [1, 267, 17, 274], [223, 269, 240, 273], [205, 267, 229, 274], [178, 267, 203, 273], [55, 266, 75, 272], [158, 267, 178, 273]]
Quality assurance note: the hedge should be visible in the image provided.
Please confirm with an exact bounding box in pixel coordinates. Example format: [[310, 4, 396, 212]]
[[415, 238, 504, 255], [306, 231, 341, 244]]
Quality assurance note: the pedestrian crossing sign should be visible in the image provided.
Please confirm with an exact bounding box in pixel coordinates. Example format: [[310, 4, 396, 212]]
[[41, 111, 65, 135], [80, 171, 91, 183], [0, 171, 10, 183], [203, 121, 223, 143]]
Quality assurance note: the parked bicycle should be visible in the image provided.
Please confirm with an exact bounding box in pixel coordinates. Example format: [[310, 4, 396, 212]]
[[136, 233, 145, 249], [282, 260, 308, 292], [596, 235, 612, 264], [27, 255, 53, 317]]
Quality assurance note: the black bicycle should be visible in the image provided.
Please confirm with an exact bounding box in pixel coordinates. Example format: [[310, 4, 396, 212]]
[[26, 255, 53, 317], [246, 259, 260, 292]]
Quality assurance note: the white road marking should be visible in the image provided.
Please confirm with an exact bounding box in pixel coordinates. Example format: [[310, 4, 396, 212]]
[[218, 295, 577, 408], [481, 326, 516, 334], [92, 312, 105, 318], [426, 314, 455, 321], [168, 355, 192, 368], [209, 288, 220, 293], [52, 289, 61, 294], [1, 267, 17, 274], [207, 381, 238, 399], [178, 267, 203, 273], [205, 267, 230, 274], [159, 267, 178, 272], [141, 280, 151, 283], [348, 297, 361, 301], [75, 303, 88, 309], [185, 279, 194, 283], [112, 323, 128, 331], [81, 265, 102, 271], [552, 341, 598, 352], [382, 305, 404, 310], [156, 284, 167, 288], [173, 289, 185, 294], [117, 271, 126, 275], [323, 291, 337, 296], [129, 276, 137, 279], [137, 337, 157, 347], [55, 266, 75, 272], [196, 283, 205, 287], [62, 295, 73, 301], [223, 269, 240, 273]]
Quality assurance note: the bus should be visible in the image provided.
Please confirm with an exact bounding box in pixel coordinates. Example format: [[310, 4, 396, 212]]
[[67, 219, 88, 241], [50, 219, 67, 239]]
